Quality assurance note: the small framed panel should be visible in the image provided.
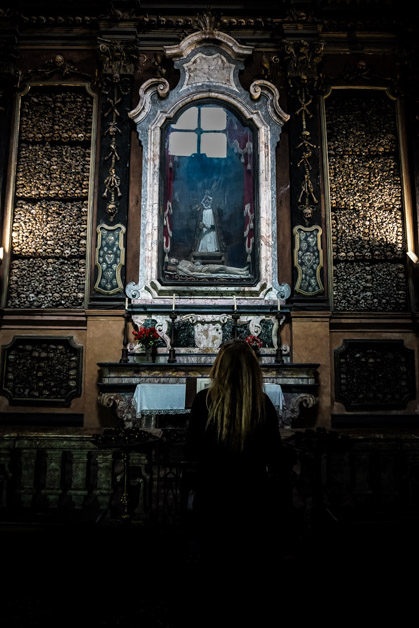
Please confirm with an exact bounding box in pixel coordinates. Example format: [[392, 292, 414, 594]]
[[94, 223, 126, 294], [1, 336, 83, 407], [334, 339, 415, 411], [293, 225, 324, 295]]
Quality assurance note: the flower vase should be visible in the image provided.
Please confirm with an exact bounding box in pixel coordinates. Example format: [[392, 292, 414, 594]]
[[151, 344, 157, 362], [145, 345, 157, 362]]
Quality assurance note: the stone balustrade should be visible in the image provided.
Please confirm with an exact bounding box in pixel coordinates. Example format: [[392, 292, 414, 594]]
[[2, 427, 419, 529], [0, 431, 152, 522]]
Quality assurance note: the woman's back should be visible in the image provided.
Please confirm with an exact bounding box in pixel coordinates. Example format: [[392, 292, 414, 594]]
[[185, 341, 285, 566]]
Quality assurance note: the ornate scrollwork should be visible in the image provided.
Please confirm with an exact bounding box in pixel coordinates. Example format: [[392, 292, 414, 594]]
[[100, 72, 131, 221], [281, 393, 317, 427], [98, 392, 138, 425], [283, 40, 324, 81], [194, 10, 218, 32], [284, 40, 323, 228], [249, 80, 290, 125], [98, 38, 145, 76], [17, 54, 91, 89]]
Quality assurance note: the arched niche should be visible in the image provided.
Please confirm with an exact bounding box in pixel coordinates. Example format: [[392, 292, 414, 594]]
[[127, 29, 290, 306]]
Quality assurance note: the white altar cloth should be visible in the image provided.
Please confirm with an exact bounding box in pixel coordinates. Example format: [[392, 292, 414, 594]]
[[264, 383, 285, 411], [133, 382, 284, 415], [133, 383, 187, 414]]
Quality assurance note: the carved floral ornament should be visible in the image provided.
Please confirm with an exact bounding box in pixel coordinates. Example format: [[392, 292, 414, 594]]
[[126, 29, 290, 307], [131, 313, 288, 354]]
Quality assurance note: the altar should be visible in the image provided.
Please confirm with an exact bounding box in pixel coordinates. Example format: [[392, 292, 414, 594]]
[[132, 381, 285, 427], [97, 28, 320, 431], [97, 357, 319, 430]]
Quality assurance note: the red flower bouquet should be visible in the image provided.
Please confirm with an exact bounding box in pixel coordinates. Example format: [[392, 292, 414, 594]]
[[245, 335, 263, 351], [132, 326, 160, 348]]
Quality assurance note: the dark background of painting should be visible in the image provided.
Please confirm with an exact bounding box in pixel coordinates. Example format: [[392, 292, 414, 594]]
[[159, 105, 258, 280]]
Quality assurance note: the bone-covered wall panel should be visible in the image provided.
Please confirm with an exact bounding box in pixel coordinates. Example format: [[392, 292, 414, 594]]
[[326, 90, 408, 311], [19, 90, 92, 142], [7, 85, 93, 309], [8, 258, 86, 308], [12, 200, 88, 257], [15, 144, 91, 198]]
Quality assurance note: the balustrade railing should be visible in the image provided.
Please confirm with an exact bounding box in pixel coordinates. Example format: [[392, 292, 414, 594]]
[[0, 434, 152, 522], [1, 429, 419, 527]]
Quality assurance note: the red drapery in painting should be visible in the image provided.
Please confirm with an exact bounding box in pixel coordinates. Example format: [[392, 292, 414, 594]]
[[163, 139, 174, 262], [227, 117, 254, 263]]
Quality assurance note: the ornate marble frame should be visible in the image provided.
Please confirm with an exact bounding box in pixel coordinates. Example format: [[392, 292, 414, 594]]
[[127, 29, 290, 306]]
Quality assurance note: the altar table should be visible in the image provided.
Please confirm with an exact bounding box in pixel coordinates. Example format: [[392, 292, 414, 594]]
[[133, 382, 284, 418]]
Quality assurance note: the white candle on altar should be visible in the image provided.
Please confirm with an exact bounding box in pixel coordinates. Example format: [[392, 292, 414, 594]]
[[234, 295, 237, 311], [172, 294, 175, 310], [277, 299, 281, 311], [125, 297, 128, 310]]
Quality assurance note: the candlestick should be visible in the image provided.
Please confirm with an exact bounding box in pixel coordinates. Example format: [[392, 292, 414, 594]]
[[168, 310, 177, 363], [120, 308, 130, 364], [232, 310, 240, 339], [275, 311, 285, 364]]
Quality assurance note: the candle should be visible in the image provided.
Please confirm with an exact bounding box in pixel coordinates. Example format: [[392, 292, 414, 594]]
[[234, 295, 237, 311], [125, 297, 128, 310], [172, 294, 175, 310], [277, 299, 281, 311]]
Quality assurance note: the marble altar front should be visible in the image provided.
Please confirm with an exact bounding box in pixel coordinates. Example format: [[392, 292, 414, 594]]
[[97, 357, 319, 429]]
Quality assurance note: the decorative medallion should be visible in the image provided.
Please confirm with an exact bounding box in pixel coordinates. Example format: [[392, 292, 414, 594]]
[[182, 53, 237, 90], [94, 223, 126, 294], [293, 225, 323, 295]]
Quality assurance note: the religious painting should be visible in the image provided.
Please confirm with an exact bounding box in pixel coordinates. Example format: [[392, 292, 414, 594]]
[[159, 101, 257, 285], [128, 29, 289, 303]]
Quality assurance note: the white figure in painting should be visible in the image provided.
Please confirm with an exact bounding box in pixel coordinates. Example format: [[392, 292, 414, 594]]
[[197, 193, 219, 253], [169, 258, 249, 277]]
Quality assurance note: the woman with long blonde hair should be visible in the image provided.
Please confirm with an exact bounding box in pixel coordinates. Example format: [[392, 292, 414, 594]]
[[186, 339, 284, 566], [204, 338, 266, 452]]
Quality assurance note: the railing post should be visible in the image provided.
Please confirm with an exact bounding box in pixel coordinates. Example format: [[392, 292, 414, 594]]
[[94, 450, 114, 511], [129, 451, 149, 520], [0, 445, 12, 508], [68, 449, 90, 509], [16, 447, 37, 508], [41, 449, 63, 509]]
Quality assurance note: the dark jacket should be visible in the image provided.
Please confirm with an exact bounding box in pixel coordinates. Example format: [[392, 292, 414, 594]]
[[185, 388, 283, 523]]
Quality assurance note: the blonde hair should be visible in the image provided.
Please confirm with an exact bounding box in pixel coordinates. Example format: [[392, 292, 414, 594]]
[[206, 339, 266, 451]]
